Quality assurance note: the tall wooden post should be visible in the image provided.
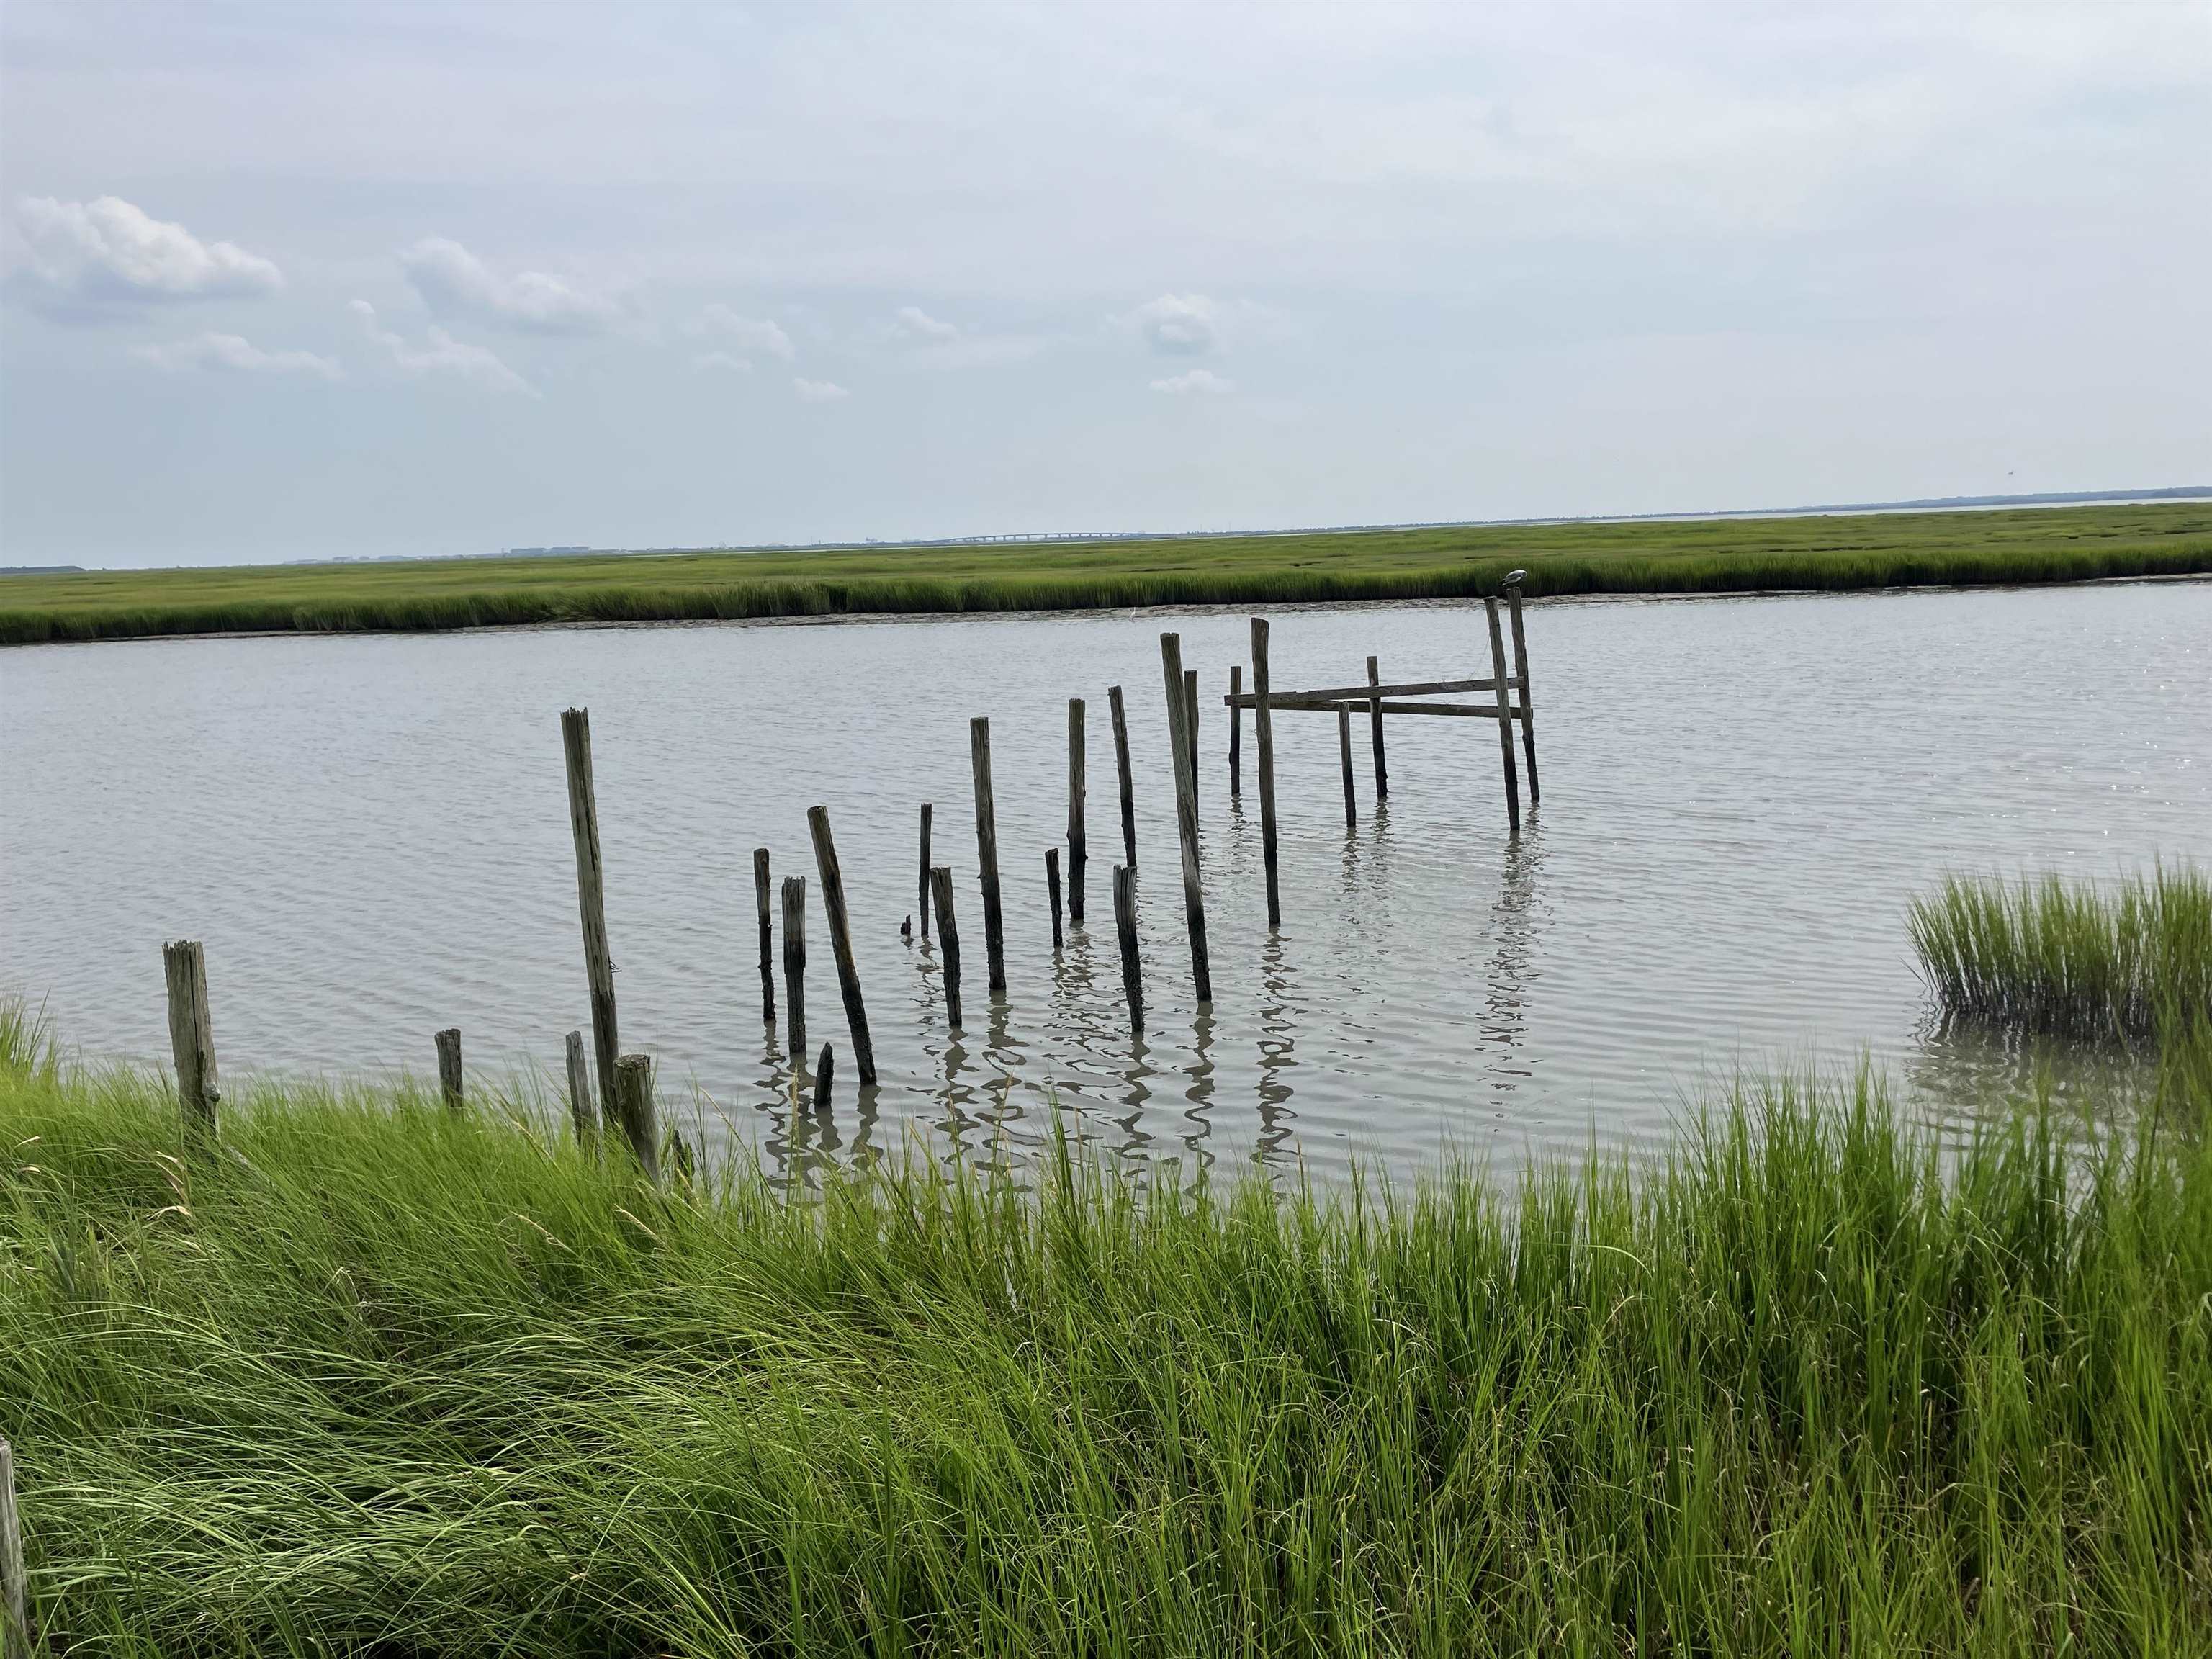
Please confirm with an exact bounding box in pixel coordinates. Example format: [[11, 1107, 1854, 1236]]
[[561, 708, 621, 1127], [1228, 665, 1243, 796], [1046, 848, 1065, 951], [1506, 580, 1540, 806], [1112, 865, 1144, 1037], [0, 1434, 23, 1657], [613, 1053, 660, 1182], [563, 1030, 597, 1151], [928, 865, 963, 1029], [781, 875, 808, 1056], [1367, 655, 1388, 800], [1066, 698, 1087, 927], [434, 1028, 464, 1110], [969, 719, 1007, 994], [917, 804, 933, 941], [1483, 598, 1522, 835], [1108, 685, 1137, 869], [752, 848, 775, 1023], [1251, 618, 1281, 928], [1183, 667, 1200, 810], [161, 938, 219, 1139], [808, 804, 878, 1084], [1159, 632, 1213, 1003], [1337, 706, 1357, 827]]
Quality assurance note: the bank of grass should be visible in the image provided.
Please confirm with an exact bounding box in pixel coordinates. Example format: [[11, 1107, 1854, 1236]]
[[3, 1024, 2206, 1653], [5, 500, 2209, 645], [1910, 865, 2212, 1045]]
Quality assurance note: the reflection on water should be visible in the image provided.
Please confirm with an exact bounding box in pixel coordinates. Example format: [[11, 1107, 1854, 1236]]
[[4, 582, 2205, 1183]]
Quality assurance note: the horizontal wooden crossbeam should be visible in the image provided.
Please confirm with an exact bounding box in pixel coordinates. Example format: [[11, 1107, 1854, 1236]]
[[1259, 697, 1533, 720], [1223, 675, 1519, 707]]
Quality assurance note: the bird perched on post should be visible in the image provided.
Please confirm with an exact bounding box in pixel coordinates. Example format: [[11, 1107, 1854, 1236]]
[[1503, 568, 1527, 589]]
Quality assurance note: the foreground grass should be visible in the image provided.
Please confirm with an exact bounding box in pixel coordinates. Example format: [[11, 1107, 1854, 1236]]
[[1910, 865, 2212, 1044], [4, 500, 2208, 645], [3, 1043, 2207, 1654]]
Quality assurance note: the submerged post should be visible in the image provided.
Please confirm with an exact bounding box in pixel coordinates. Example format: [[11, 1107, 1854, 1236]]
[[1367, 655, 1388, 800], [1112, 864, 1143, 1036], [781, 874, 808, 1057], [1108, 685, 1138, 869], [917, 804, 932, 942], [0, 1434, 23, 1657], [1228, 665, 1243, 796], [808, 804, 877, 1084], [1066, 699, 1087, 927], [1184, 667, 1200, 810], [814, 1044, 835, 1111], [1337, 706, 1357, 827], [752, 848, 775, 1024], [563, 1030, 597, 1151], [1159, 632, 1213, 1003], [613, 1053, 660, 1182], [1251, 618, 1281, 928], [560, 708, 621, 1127], [1506, 578, 1540, 806], [969, 719, 1007, 994], [928, 864, 963, 1029], [162, 938, 219, 1140], [434, 1028, 464, 1110], [1483, 598, 1522, 836], [1046, 848, 1065, 951]]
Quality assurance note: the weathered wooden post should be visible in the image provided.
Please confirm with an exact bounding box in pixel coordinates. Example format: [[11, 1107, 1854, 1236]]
[[1112, 864, 1143, 1036], [434, 1028, 464, 1110], [161, 938, 219, 1140], [1337, 706, 1357, 827], [1159, 632, 1213, 1003], [563, 1030, 597, 1151], [1506, 578, 1540, 805], [1367, 655, 1388, 800], [612, 1053, 660, 1182], [1066, 698, 1087, 926], [1183, 667, 1200, 809], [1046, 848, 1065, 951], [1251, 618, 1281, 928], [0, 1434, 23, 1656], [1228, 665, 1243, 796], [968, 719, 1007, 994], [752, 848, 776, 1024], [917, 804, 933, 942], [1483, 598, 1522, 835], [928, 865, 963, 1029], [1108, 685, 1137, 868], [807, 804, 878, 1084], [781, 875, 808, 1056], [560, 708, 621, 1126], [814, 1044, 835, 1110]]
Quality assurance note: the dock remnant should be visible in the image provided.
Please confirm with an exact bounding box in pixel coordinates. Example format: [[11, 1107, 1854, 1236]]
[[1228, 665, 1243, 796], [162, 938, 219, 1140], [1046, 848, 1065, 951], [781, 875, 808, 1056], [560, 708, 621, 1126], [1159, 632, 1212, 1004], [1483, 597, 1521, 835], [1066, 699, 1087, 926], [1506, 576, 1539, 804], [916, 805, 932, 942], [928, 864, 963, 1029], [1108, 685, 1137, 868], [613, 1053, 659, 1181], [1366, 655, 1388, 799], [808, 804, 877, 1084], [1112, 864, 1143, 1036], [434, 1027, 464, 1109], [1251, 618, 1281, 928], [563, 1030, 597, 1151], [753, 848, 776, 1023], [970, 718, 1007, 994]]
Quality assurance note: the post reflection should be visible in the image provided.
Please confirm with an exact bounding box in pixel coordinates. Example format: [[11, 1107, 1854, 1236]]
[[1481, 817, 1548, 1104], [1255, 926, 1298, 1169]]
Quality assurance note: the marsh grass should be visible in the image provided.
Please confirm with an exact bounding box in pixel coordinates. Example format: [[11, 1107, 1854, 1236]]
[[1910, 866, 2212, 1045], [3, 1024, 2207, 1656]]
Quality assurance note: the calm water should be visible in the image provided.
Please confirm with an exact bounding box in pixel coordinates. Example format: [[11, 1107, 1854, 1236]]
[[3, 583, 2206, 1179]]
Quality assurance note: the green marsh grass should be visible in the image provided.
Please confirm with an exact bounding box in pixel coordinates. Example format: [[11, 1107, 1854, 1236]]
[[1910, 865, 2212, 1044], [4, 500, 2208, 645], [4, 1027, 2207, 1653]]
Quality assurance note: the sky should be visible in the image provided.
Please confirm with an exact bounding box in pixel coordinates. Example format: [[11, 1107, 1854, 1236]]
[[1, 2, 2207, 569]]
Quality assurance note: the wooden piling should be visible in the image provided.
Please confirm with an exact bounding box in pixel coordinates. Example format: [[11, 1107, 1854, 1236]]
[[814, 1044, 835, 1111], [1159, 632, 1213, 1003], [807, 804, 878, 1084], [1108, 685, 1137, 868], [968, 718, 1007, 994], [1367, 655, 1388, 799], [1337, 706, 1357, 827], [781, 874, 808, 1057], [563, 1030, 597, 1150], [928, 864, 963, 1029], [1506, 580, 1540, 805], [560, 708, 621, 1128], [752, 848, 775, 1023], [161, 938, 219, 1139], [1251, 618, 1281, 928], [0, 1434, 23, 1657], [1228, 665, 1243, 796], [612, 1053, 660, 1182], [1046, 848, 1065, 951], [1066, 699, 1087, 927], [1184, 667, 1200, 809], [1483, 598, 1522, 835], [917, 804, 932, 942], [434, 1027, 463, 1109], [1112, 864, 1143, 1036]]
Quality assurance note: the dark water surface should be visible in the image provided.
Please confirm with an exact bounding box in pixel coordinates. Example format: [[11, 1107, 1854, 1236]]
[[4, 583, 2206, 1179]]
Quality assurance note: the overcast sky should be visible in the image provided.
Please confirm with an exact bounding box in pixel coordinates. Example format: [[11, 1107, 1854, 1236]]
[[2, 2, 2206, 568]]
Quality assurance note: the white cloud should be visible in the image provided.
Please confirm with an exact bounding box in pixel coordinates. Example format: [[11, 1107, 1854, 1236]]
[[894, 304, 959, 341], [133, 331, 341, 379], [695, 303, 796, 361], [351, 299, 539, 396], [1128, 293, 1218, 356], [398, 237, 623, 335], [1150, 368, 1233, 395], [793, 377, 849, 403], [693, 351, 756, 374], [9, 196, 283, 313]]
